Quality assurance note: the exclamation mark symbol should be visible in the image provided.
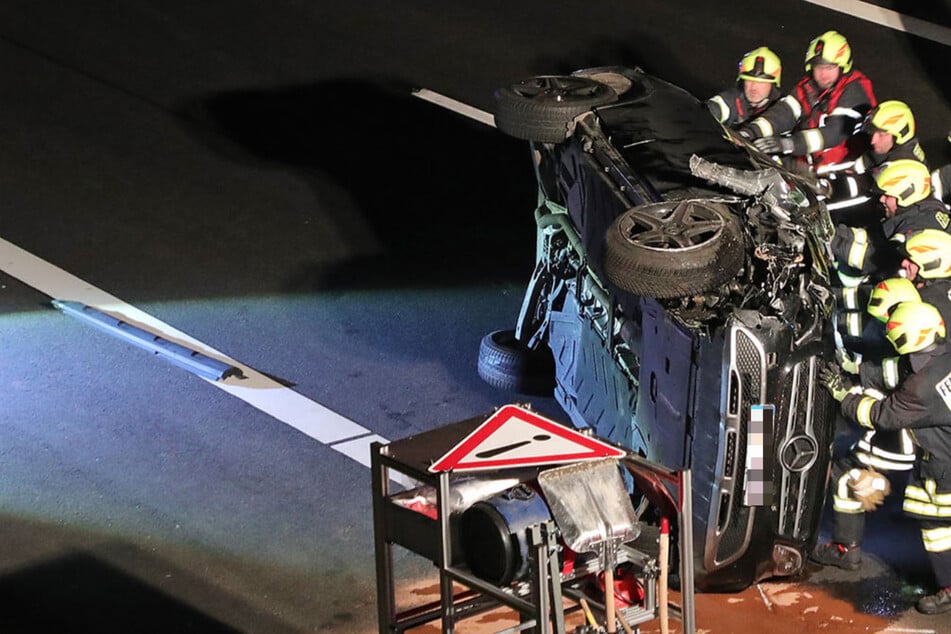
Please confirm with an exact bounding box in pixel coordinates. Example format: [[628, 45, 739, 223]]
[[475, 434, 551, 458]]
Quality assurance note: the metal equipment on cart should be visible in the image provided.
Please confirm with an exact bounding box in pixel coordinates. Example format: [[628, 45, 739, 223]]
[[372, 406, 697, 634]]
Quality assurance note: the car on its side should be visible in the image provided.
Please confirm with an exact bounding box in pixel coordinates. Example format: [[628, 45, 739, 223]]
[[478, 66, 838, 591]]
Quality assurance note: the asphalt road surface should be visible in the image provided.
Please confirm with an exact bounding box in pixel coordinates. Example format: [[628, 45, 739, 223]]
[[0, 1, 949, 632]]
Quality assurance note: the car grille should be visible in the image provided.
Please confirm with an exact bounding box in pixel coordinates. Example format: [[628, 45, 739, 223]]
[[776, 358, 822, 540], [709, 326, 763, 567]]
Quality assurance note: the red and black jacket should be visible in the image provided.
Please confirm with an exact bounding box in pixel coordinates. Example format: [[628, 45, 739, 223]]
[[748, 70, 876, 167]]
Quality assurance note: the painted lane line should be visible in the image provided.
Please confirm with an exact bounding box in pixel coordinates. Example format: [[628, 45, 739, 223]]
[[804, 0, 951, 46], [331, 434, 388, 464], [412, 88, 496, 128], [0, 236, 382, 464]]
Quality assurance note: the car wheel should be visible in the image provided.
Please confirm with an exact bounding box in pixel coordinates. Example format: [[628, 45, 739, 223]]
[[604, 200, 745, 298], [494, 76, 618, 143], [477, 329, 555, 396]]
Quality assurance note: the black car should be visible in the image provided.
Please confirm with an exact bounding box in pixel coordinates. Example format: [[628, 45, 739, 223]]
[[478, 66, 838, 591]]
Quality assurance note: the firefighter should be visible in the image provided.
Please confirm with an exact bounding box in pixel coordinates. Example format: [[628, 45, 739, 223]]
[[822, 100, 927, 219], [838, 227, 951, 366], [838, 245, 951, 354], [852, 100, 927, 174], [837, 276, 924, 364], [831, 159, 949, 284], [740, 30, 876, 171], [903, 228, 951, 281], [814, 280, 922, 572], [707, 47, 783, 129], [852, 230, 951, 368], [820, 300, 951, 614]]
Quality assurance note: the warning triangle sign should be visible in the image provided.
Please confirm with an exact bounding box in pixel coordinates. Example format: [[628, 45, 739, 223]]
[[429, 404, 626, 473]]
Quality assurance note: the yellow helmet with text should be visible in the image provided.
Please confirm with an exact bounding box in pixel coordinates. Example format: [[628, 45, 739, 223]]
[[865, 100, 916, 146], [875, 159, 932, 207], [738, 47, 782, 87], [886, 301, 946, 354], [905, 229, 951, 279], [805, 30, 853, 73], [867, 277, 921, 322]]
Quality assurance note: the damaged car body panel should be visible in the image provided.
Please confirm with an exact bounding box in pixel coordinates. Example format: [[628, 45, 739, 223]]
[[486, 67, 837, 591]]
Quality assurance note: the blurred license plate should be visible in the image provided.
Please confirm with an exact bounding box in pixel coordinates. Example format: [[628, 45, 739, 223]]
[[744, 404, 774, 506]]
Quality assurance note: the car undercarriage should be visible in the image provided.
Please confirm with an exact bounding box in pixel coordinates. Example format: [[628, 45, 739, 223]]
[[479, 66, 840, 590]]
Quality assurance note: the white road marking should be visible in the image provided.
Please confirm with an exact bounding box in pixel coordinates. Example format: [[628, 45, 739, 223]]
[[0, 236, 384, 467], [803, 0, 951, 46], [412, 88, 496, 127], [330, 434, 389, 466]]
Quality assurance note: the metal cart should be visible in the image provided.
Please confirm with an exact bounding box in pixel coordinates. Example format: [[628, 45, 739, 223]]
[[372, 410, 697, 634]]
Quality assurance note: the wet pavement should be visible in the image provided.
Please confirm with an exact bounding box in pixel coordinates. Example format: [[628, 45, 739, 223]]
[[396, 574, 945, 634], [382, 457, 948, 634]]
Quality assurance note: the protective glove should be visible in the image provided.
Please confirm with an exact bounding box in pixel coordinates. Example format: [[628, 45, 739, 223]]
[[735, 126, 755, 140], [819, 361, 856, 402], [753, 136, 795, 155], [847, 468, 891, 511], [835, 348, 862, 375]]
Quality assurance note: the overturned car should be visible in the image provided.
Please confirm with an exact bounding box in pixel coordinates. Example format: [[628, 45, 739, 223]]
[[478, 67, 838, 591]]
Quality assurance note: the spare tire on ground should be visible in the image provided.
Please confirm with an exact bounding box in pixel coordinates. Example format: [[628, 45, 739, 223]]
[[477, 329, 555, 396]]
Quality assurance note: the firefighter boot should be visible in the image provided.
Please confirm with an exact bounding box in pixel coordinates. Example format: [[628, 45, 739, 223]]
[[810, 542, 861, 570], [916, 587, 951, 615]]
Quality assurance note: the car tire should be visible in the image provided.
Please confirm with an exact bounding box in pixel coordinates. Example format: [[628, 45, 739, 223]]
[[604, 200, 745, 298], [494, 75, 618, 143], [477, 329, 555, 396]]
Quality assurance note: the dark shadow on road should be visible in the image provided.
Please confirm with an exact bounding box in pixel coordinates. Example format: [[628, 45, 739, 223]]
[[0, 552, 239, 633], [176, 78, 537, 294]]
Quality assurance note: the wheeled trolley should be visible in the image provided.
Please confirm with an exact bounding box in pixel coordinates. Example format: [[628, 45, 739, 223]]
[[372, 409, 697, 633]]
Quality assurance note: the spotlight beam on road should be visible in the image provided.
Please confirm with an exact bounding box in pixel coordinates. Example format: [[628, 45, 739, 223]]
[[0, 237, 386, 469]]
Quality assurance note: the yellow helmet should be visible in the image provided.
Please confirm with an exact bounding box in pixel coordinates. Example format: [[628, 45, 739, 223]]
[[865, 100, 916, 145], [886, 301, 946, 354], [738, 47, 782, 87], [805, 30, 853, 73], [905, 229, 951, 279], [867, 277, 921, 322], [874, 159, 932, 207]]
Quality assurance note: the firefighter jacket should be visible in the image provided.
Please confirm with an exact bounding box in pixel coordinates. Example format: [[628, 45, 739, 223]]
[[826, 140, 928, 212], [841, 343, 951, 468], [921, 280, 951, 325], [847, 354, 915, 471], [832, 197, 951, 276], [845, 280, 951, 370], [860, 355, 909, 392], [883, 197, 951, 246], [746, 70, 876, 167], [707, 85, 781, 129]]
